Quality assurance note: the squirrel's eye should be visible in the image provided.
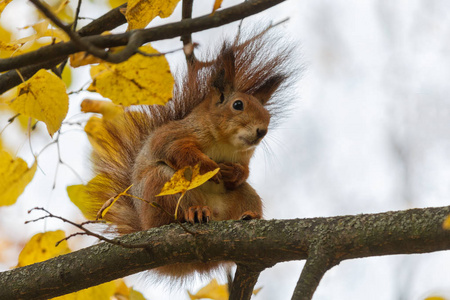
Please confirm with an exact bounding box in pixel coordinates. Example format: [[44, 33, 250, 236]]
[[233, 100, 244, 111]]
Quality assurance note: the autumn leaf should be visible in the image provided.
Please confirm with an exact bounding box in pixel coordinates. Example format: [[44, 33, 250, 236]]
[[14, 22, 68, 45], [96, 185, 133, 220], [61, 64, 72, 88], [9, 69, 68, 137], [81, 99, 124, 119], [0, 40, 19, 52], [67, 175, 110, 219], [0, 150, 37, 206], [52, 281, 116, 300], [188, 279, 229, 300], [188, 279, 261, 300], [107, 0, 126, 9], [157, 164, 219, 219], [442, 215, 450, 230], [126, 0, 180, 30], [129, 288, 147, 300], [157, 164, 220, 197], [0, 24, 17, 58], [90, 44, 173, 106], [16, 230, 71, 267], [84, 115, 122, 157], [212, 0, 223, 13], [14, 1, 70, 45], [16, 230, 135, 299], [69, 52, 103, 68], [114, 279, 147, 300]]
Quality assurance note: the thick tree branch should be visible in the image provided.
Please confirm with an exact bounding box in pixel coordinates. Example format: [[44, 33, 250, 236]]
[[181, 0, 196, 64], [291, 245, 336, 300], [0, 0, 286, 78], [230, 264, 263, 300], [0, 206, 450, 299]]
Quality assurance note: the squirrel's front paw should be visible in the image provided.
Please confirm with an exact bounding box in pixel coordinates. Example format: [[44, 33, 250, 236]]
[[199, 160, 221, 184], [218, 162, 249, 190], [184, 206, 211, 224]]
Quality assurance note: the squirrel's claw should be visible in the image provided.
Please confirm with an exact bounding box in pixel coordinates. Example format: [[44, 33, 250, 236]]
[[240, 210, 262, 220], [185, 205, 211, 224]]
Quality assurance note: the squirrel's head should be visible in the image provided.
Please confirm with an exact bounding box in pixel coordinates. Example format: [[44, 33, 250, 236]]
[[204, 45, 285, 151]]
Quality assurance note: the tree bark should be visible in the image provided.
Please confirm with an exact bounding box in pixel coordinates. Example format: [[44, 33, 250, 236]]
[[0, 206, 449, 299]]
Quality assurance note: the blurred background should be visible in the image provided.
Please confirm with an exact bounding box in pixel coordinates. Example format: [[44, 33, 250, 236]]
[[1, 0, 450, 299]]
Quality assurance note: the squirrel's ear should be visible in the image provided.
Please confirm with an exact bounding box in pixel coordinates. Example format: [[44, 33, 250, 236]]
[[212, 46, 235, 93], [252, 75, 286, 105]]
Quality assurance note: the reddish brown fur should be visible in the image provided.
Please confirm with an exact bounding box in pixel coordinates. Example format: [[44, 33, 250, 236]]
[[86, 31, 294, 279]]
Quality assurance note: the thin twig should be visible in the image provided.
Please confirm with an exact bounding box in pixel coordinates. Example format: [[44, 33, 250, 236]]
[[29, 0, 109, 60], [72, 0, 83, 31], [26, 207, 152, 248]]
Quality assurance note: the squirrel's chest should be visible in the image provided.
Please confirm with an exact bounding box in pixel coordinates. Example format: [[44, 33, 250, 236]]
[[204, 142, 243, 163]]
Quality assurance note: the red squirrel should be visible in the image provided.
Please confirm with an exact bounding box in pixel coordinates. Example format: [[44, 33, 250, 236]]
[[86, 32, 294, 278]]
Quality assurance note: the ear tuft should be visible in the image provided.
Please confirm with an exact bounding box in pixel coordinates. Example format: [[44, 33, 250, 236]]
[[252, 75, 286, 105], [212, 45, 236, 93]]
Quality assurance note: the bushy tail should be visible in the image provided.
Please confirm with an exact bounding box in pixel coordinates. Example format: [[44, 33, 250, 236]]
[[85, 109, 156, 234]]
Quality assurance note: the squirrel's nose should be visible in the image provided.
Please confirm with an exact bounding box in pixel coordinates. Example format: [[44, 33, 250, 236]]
[[256, 128, 267, 139]]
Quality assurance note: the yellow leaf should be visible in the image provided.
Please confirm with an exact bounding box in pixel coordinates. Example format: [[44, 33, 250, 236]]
[[67, 175, 109, 219], [126, 0, 180, 30], [212, 0, 223, 13], [97, 185, 133, 220], [16, 230, 70, 267], [114, 279, 130, 297], [61, 64, 72, 88], [188, 279, 229, 300], [67, 183, 91, 219], [189, 164, 220, 191], [424, 297, 447, 300], [108, 0, 126, 9], [69, 52, 104, 68], [129, 288, 147, 300], [0, 150, 37, 206], [84, 115, 119, 156], [157, 164, 220, 196], [15, 21, 68, 45], [9, 69, 68, 137], [253, 287, 262, 295], [80, 99, 124, 119], [90, 44, 173, 106], [0, 0, 12, 15], [0, 40, 19, 52], [0, 24, 16, 58], [442, 215, 450, 230], [17, 230, 119, 299], [52, 281, 116, 300], [156, 166, 191, 196]]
